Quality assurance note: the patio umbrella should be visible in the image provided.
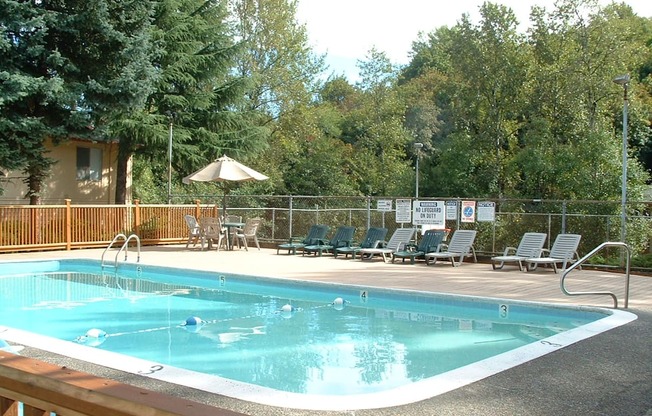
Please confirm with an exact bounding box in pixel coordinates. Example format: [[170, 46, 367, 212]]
[[182, 154, 268, 213]]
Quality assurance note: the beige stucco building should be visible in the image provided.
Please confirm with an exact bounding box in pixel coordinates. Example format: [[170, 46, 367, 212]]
[[0, 138, 131, 205]]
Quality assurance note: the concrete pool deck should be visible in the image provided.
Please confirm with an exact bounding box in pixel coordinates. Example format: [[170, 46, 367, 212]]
[[2, 245, 651, 415]]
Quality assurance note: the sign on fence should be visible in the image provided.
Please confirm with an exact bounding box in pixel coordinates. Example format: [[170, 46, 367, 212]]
[[461, 200, 476, 223], [395, 199, 412, 223], [477, 201, 496, 222], [377, 199, 392, 211], [446, 200, 458, 220], [413, 200, 446, 227]]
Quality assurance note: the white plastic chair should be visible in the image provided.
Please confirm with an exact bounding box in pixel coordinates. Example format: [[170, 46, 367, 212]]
[[231, 218, 262, 250], [525, 234, 582, 273], [200, 217, 227, 251], [491, 232, 547, 271], [184, 215, 201, 248], [425, 230, 477, 266]]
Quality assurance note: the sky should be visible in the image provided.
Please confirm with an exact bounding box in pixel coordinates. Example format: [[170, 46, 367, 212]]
[[296, 1, 652, 82]]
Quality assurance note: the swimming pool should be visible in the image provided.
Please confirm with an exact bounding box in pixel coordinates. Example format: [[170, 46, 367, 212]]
[[0, 258, 637, 410]]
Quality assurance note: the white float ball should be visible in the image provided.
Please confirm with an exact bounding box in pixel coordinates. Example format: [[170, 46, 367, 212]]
[[85, 328, 107, 338]]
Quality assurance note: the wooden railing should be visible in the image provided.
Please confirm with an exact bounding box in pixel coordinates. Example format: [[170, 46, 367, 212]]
[[0, 200, 219, 253], [0, 352, 245, 416]]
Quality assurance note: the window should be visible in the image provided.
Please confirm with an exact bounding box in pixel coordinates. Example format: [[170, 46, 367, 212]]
[[76, 147, 102, 181]]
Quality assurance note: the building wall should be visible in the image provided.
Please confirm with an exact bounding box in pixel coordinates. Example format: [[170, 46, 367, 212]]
[[0, 138, 131, 205]]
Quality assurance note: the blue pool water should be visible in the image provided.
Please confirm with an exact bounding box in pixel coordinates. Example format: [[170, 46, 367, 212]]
[[0, 259, 637, 410]]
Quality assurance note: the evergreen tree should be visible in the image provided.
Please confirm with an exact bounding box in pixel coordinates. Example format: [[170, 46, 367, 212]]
[[114, 0, 268, 203], [0, 0, 158, 203]]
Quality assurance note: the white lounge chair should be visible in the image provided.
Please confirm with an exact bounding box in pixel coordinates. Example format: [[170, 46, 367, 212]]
[[425, 230, 477, 266], [357, 228, 416, 263], [491, 232, 547, 271], [525, 233, 582, 273]]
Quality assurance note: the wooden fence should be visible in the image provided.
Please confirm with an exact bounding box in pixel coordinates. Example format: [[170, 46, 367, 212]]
[[0, 200, 219, 253], [0, 352, 245, 416]]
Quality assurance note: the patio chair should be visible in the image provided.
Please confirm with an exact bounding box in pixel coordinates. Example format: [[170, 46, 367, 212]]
[[525, 233, 582, 273], [184, 215, 202, 248], [334, 227, 388, 259], [224, 214, 242, 223], [277, 224, 330, 255], [231, 217, 262, 251], [200, 217, 227, 251], [358, 228, 417, 263], [391, 229, 446, 264], [425, 229, 477, 266], [303, 226, 356, 256], [491, 232, 547, 271]]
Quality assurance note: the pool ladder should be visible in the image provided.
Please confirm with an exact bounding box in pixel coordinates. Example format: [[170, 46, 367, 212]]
[[560, 241, 631, 309], [101, 233, 141, 269]]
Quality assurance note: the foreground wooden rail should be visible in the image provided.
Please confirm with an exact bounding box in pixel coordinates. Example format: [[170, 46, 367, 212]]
[[0, 352, 245, 416]]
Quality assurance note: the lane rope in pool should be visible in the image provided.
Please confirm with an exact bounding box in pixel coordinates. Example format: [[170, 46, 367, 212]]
[[73, 297, 349, 346]]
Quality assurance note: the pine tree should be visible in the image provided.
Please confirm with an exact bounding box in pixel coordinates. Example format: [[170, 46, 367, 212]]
[[0, 0, 158, 203]]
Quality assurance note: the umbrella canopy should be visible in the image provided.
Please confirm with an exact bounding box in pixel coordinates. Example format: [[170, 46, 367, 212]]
[[182, 155, 268, 184], [182, 155, 268, 216]]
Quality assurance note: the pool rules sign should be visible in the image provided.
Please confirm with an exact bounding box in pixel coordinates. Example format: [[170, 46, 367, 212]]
[[413, 200, 446, 227]]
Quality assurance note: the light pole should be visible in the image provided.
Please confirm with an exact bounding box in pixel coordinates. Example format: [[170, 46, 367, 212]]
[[167, 113, 174, 204], [414, 142, 423, 199], [613, 74, 629, 243]]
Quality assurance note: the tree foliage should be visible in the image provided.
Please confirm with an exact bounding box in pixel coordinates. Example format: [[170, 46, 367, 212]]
[[2, 0, 652, 214], [0, 0, 157, 203], [403, 0, 651, 202]]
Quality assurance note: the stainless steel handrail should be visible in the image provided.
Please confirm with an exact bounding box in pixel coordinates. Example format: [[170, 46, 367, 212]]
[[116, 234, 141, 268], [560, 241, 631, 309], [101, 233, 128, 268], [101, 233, 141, 269]]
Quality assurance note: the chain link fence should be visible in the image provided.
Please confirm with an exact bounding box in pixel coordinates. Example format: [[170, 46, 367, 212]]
[[173, 194, 652, 258]]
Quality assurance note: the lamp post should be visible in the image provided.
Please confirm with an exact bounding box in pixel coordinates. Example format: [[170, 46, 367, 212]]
[[167, 113, 175, 204], [414, 142, 423, 199], [613, 74, 629, 243]]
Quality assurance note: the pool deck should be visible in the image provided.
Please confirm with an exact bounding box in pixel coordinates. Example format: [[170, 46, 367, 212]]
[[2, 245, 652, 415]]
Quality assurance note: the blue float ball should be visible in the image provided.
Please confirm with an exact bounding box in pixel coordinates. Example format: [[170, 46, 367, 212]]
[[185, 316, 202, 326]]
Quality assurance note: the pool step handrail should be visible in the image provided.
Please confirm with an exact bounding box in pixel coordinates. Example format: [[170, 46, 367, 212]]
[[101, 233, 127, 268], [101, 233, 141, 269], [560, 241, 631, 309]]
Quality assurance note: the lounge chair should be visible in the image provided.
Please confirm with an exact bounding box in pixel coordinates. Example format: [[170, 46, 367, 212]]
[[231, 217, 262, 250], [425, 229, 477, 266], [525, 233, 582, 273], [358, 228, 417, 263], [303, 226, 356, 256], [490, 232, 547, 271], [334, 227, 388, 259], [277, 224, 330, 255], [392, 229, 447, 264]]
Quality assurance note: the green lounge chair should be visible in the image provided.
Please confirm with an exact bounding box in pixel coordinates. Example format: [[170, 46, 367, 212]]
[[277, 224, 330, 255], [303, 226, 356, 256], [392, 229, 446, 264], [334, 227, 388, 259]]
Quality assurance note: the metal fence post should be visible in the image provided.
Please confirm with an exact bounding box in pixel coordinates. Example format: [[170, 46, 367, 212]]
[[288, 196, 293, 239], [366, 196, 371, 229], [65, 199, 72, 250]]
